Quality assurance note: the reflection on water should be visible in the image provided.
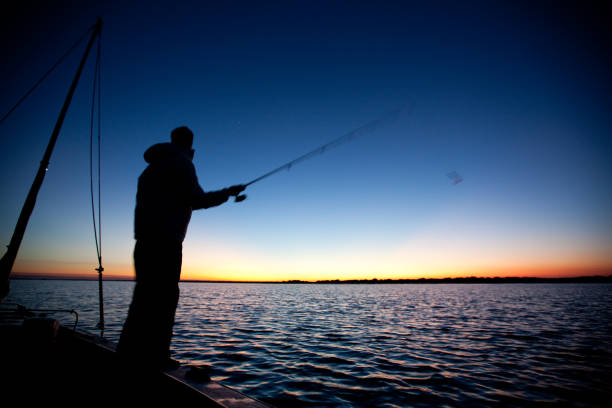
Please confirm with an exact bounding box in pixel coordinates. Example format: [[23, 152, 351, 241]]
[[7, 281, 612, 407]]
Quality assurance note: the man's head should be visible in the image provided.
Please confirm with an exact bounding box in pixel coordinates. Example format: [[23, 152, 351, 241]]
[[171, 126, 194, 150]]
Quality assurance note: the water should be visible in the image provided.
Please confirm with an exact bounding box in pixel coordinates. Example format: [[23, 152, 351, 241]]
[[6, 280, 612, 407]]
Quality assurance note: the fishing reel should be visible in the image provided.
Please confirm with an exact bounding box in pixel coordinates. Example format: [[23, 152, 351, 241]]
[[235, 194, 247, 202]]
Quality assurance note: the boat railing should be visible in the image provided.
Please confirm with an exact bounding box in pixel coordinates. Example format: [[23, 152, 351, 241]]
[[0, 302, 79, 330]]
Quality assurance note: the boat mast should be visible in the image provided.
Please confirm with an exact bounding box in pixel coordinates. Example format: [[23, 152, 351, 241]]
[[0, 18, 103, 301]]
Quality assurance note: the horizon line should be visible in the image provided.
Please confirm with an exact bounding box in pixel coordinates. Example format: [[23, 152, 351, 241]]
[[10, 273, 612, 284]]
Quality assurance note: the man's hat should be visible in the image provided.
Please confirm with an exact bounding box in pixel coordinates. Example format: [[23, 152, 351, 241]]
[[171, 126, 194, 149]]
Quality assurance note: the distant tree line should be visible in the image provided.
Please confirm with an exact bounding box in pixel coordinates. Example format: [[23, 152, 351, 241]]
[[283, 276, 612, 284]]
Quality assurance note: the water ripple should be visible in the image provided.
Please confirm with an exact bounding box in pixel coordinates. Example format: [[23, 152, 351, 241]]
[[7, 281, 612, 407]]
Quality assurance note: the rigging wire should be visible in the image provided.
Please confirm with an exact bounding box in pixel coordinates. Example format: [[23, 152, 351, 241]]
[[0, 24, 95, 126], [89, 31, 104, 331], [0, 19, 103, 303]]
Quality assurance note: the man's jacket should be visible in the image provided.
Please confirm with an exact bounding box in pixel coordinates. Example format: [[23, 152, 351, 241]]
[[134, 142, 229, 242]]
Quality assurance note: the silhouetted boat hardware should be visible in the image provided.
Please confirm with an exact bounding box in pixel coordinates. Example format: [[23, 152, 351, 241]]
[[0, 19, 274, 407]]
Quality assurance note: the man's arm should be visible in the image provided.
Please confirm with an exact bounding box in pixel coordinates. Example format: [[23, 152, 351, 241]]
[[192, 185, 230, 210], [188, 163, 245, 210]]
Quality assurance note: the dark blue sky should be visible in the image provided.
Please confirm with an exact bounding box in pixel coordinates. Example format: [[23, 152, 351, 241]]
[[1, 1, 610, 280]]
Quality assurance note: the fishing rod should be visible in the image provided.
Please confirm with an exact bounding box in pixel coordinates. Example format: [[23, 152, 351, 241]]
[[234, 106, 409, 202]]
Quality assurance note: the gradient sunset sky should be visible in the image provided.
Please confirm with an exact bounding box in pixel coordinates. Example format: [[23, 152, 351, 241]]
[[1, 1, 610, 281]]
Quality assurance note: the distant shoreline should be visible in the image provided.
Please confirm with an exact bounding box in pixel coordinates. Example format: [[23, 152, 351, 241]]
[[10, 274, 612, 284]]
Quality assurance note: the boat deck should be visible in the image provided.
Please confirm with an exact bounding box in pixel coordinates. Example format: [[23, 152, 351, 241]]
[[1, 312, 273, 407]]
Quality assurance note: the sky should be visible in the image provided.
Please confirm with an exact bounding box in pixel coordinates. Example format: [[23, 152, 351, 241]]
[[1, 1, 611, 281]]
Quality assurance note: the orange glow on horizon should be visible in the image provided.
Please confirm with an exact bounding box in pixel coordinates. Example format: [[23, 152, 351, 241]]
[[13, 239, 612, 282]]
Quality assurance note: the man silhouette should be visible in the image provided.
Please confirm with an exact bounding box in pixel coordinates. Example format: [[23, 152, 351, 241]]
[[117, 126, 244, 368]]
